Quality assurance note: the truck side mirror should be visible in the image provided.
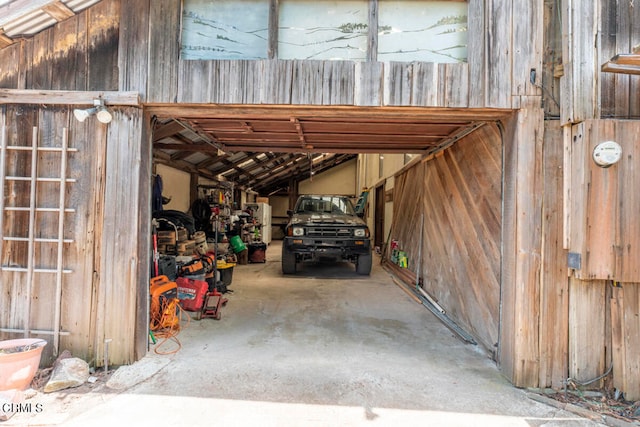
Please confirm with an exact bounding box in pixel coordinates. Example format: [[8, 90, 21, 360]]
[[287, 209, 293, 217]]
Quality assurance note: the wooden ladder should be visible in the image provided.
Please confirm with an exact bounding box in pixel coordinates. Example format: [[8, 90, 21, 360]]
[[0, 125, 77, 354]]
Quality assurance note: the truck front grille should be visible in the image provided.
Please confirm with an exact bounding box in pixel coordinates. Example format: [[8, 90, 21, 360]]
[[306, 227, 351, 237]]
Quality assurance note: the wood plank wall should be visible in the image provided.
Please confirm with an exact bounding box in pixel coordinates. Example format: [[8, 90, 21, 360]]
[[611, 283, 640, 400], [0, 107, 147, 367], [562, 0, 640, 122], [177, 60, 477, 108], [499, 100, 545, 387], [538, 122, 569, 389], [2, 0, 636, 119], [567, 120, 640, 282], [166, 0, 509, 109], [95, 108, 148, 365], [600, 0, 640, 119], [390, 123, 502, 352], [0, 0, 543, 111], [0, 106, 106, 365], [564, 119, 640, 400], [568, 274, 640, 401], [0, 0, 119, 91]]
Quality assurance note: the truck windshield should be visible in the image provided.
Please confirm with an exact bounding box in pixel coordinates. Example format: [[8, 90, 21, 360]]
[[295, 196, 356, 215]]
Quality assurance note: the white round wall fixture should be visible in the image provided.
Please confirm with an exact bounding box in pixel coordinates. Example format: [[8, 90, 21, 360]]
[[592, 141, 622, 168]]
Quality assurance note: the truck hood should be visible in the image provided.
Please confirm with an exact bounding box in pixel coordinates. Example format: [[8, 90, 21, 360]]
[[289, 213, 366, 226]]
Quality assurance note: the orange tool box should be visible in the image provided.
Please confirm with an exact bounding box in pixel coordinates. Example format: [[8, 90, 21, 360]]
[[149, 275, 179, 330]]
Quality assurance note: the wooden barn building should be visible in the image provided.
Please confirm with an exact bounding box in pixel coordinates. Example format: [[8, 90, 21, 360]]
[[0, 0, 639, 400]]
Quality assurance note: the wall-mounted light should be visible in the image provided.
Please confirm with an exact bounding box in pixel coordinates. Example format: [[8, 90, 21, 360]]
[[73, 99, 113, 124], [593, 140, 622, 168]]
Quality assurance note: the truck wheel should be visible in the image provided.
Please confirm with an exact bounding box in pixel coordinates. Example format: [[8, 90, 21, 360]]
[[282, 246, 297, 274], [356, 253, 372, 275]]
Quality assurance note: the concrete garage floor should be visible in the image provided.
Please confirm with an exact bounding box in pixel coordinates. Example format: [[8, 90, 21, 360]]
[[7, 241, 603, 427]]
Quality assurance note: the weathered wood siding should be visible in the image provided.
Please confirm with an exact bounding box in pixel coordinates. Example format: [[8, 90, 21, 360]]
[[568, 279, 640, 400], [390, 123, 503, 351], [0, 104, 147, 367], [0, 0, 550, 111], [2, 0, 636, 118], [561, 0, 640, 122], [538, 122, 569, 389], [0, 0, 119, 92], [610, 282, 640, 400], [499, 99, 546, 387], [600, 0, 640, 119], [96, 107, 149, 365], [563, 119, 640, 400], [567, 120, 640, 282]]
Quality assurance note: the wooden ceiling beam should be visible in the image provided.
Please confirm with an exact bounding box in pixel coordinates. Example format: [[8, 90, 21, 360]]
[[148, 105, 513, 122], [152, 120, 187, 142], [235, 154, 297, 187], [0, 30, 14, 49], [42, 1, 75, 21], [153, 154, 219, 181], [154, 142, 221, 152], [292, 117, 306, 150], [209, 155, 260, 182], [196, 154, 227, 170], [609, 54, 640, 66], [224, 152, 282, 181], [216, 145, 428, 154], [601, 62, 640, 75]]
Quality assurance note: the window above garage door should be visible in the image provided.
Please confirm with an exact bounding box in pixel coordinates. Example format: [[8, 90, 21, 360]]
[[181, 0, 468, 62]]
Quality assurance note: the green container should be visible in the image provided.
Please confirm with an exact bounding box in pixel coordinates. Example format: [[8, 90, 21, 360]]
[[230, 235, 247, 253]]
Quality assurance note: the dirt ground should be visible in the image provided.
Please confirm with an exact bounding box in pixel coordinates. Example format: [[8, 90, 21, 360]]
[[3, 241, 629, 426]]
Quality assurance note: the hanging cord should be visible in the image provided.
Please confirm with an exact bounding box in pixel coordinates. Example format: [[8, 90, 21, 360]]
[[150, 298, 191, 355], [563, 280, 622, 396], [564, 364, 614, 397], [154, 217, 179, 234]]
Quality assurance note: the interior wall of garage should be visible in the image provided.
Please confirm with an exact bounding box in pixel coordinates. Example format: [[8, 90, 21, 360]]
[[298, 159, 357, 196], [155, 164, 191, 212]]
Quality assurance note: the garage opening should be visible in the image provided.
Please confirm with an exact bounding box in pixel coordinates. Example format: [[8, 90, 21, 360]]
[[146, 104, 510, 355]]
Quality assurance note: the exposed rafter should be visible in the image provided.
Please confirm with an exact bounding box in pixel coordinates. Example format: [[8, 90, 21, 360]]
[[150, 106, 511, 195]]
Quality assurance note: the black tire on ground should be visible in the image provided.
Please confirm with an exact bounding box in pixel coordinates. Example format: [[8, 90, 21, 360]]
[[282, 246, 297, 274], [356, 253, 372, 275]]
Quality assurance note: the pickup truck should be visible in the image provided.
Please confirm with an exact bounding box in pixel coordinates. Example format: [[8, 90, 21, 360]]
[[281, 195, 372, 275]]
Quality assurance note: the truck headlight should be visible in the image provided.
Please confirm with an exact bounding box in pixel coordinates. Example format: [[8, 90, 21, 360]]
[[354, 228, 368, 237], [292, 227, 304, 236]]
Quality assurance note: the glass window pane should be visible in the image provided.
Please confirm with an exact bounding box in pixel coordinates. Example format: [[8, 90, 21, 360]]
[[279, 0, 368, 60], [378, 1, 468, 63], [182, 0, 269, 60]]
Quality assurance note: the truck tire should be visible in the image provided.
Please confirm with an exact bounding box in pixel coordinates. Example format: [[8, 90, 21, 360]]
[[356, 253, 372, 275], [282, 246, 297, 274]]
